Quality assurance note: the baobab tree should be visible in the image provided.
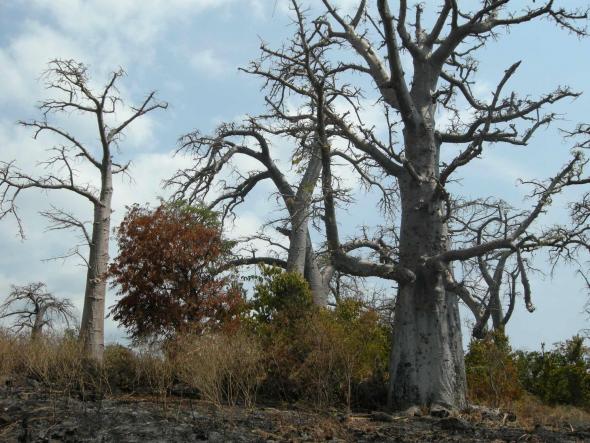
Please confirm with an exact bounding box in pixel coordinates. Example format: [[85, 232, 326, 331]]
[[307, 0, 588, 410], [0, 282, 76, 339], [186, 0, 587, 411], [0, 59, 167, 362], [171, 120, 332, 306], [170, 2, 399, 307]]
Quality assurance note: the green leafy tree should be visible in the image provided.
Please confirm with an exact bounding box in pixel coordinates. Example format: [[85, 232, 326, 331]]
[[516, 335, 590, 407], [248, 265, 314, 328]]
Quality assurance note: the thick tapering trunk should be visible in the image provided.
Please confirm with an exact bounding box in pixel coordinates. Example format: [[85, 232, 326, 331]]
[[286, 207, 309, 274], [389, 127, 467, 410], [31, 312, 44, 340], [390, 277, 466, 409], [286, 143, 328, 306], [79, 168, 112, 363]]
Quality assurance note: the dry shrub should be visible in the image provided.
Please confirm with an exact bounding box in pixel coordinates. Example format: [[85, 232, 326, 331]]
[[173, 331, 263, 407], [45, 336, 86, 394], [249, 269, 390, 409], [104, 344, 139, 393], [291, 303, 390, 409], [0, 329, 21, 382], [22, 337, 54, 384], [465, 331, 522, 408], [293, 312, 347, 407]]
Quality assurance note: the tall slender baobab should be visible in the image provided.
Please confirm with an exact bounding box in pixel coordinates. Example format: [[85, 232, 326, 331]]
[[171, 2, 400, 306], [0, 59, 167, 362], [172, 118, 394, 306]]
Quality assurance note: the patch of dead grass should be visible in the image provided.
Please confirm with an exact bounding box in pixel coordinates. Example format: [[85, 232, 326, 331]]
[[512, 393, 590, 430]]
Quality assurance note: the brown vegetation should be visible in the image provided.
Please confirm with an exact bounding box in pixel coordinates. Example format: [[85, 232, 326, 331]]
[[3, 323, 590, 442], [109, 202, 244, 341]]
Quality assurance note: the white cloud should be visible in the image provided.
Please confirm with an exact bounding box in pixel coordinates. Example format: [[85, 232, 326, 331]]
[[189, 49, 233, 77], [0, 0, 239, 109], [274, 0, 364, 17], [29, 0, 235, 40], [0, 22, 84, 107], [113, 151, 192, 211]]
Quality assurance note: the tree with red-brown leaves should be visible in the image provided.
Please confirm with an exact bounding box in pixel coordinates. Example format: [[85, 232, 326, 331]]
[[108, 202, 244, 342]]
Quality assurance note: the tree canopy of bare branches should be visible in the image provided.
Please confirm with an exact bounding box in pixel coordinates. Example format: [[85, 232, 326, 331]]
[[0, 282, 76, 339], [306, 0, 589, 411]]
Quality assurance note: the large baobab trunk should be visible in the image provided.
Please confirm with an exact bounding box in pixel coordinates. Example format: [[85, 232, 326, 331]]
[[389, 127, 467, 410], [390, 280, 465, 409], [80, 168, 113, 362]]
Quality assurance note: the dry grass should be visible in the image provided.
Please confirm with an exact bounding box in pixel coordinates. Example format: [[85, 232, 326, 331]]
[[0, 331, 111, 401], [1, 329, 264, 407], [135, 343, 175, 401], [0, 329, 20, 382], [4, 328, 590, 431], [173, 331, 264, 407], [512, 393, 590, 430]]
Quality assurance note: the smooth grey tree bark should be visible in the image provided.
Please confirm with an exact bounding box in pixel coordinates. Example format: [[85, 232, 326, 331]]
[[79, 166, 114, 360], [0, 59, 166, 362]]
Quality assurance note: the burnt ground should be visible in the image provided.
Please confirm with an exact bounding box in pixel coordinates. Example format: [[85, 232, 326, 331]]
[[1, 386, 590, 442]]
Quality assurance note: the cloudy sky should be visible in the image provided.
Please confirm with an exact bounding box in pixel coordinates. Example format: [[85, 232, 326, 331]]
[[0, 0, 589, 350]]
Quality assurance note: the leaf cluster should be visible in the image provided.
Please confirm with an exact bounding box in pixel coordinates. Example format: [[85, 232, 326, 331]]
[[108, 202, 243, 341], [465, 330, 523, 407], [515, 335, 590, 408]]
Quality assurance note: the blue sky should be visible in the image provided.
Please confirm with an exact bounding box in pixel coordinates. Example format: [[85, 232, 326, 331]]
[[0, 0, 588, 350]]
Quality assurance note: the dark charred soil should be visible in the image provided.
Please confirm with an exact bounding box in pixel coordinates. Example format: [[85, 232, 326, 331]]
[[1, 386, 590, 442]]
